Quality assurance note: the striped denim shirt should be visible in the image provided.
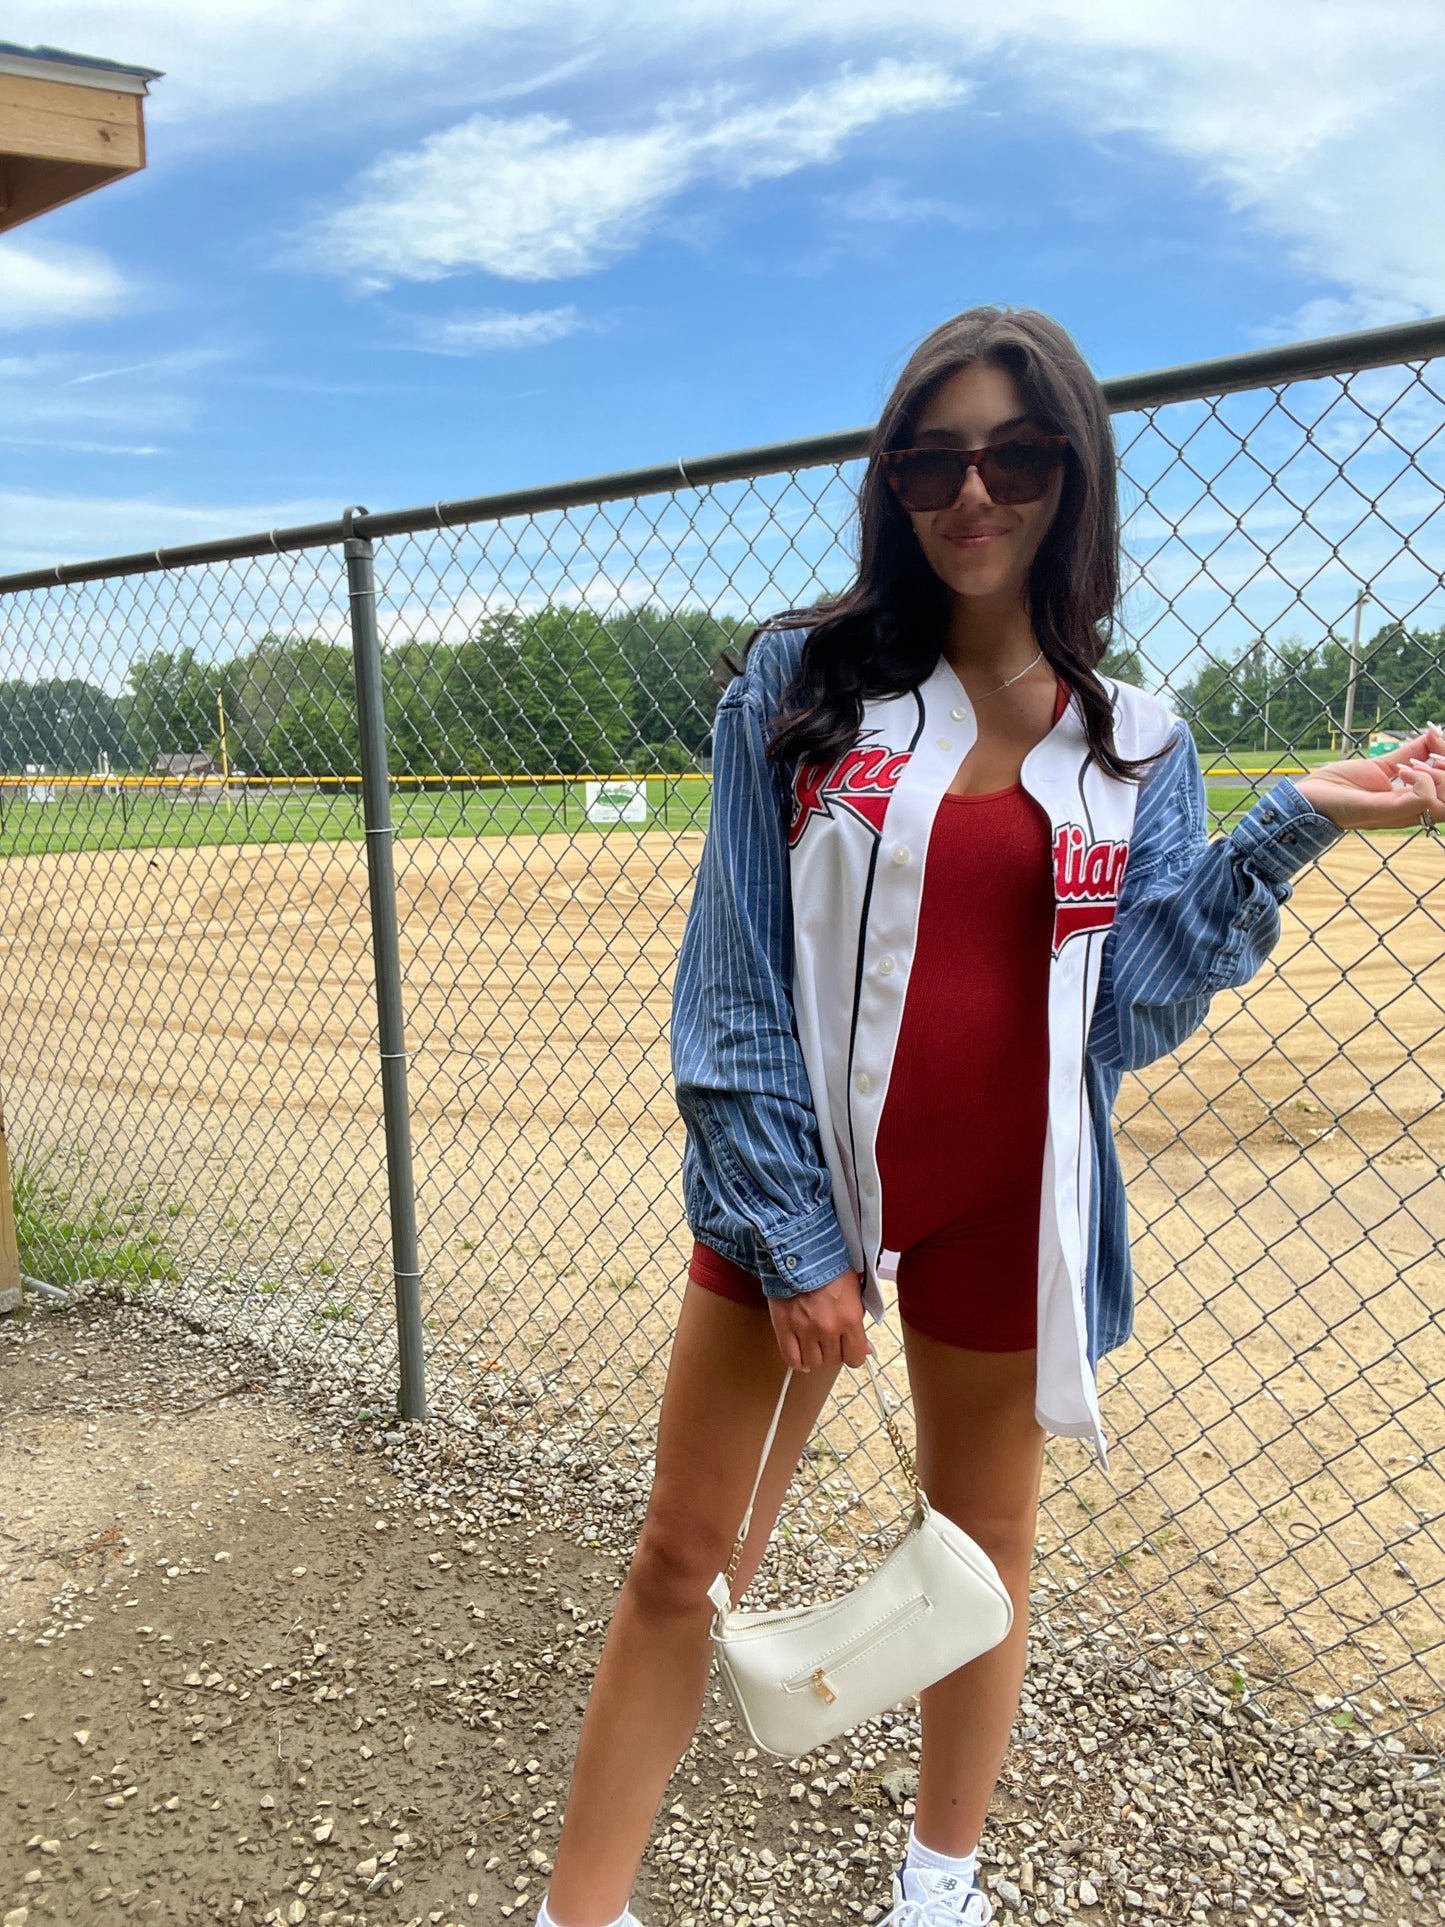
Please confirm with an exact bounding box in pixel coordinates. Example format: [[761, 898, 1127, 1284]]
[[671, 638, 1343, 1367]]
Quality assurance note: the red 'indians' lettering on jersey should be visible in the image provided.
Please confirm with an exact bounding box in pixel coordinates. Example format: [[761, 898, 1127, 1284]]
[[1052, 824, 1129, 954], [789, 746, 912, 847]]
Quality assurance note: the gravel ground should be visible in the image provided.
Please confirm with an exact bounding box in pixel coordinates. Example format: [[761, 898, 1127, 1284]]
[[1, 1289, 1441, 1927]]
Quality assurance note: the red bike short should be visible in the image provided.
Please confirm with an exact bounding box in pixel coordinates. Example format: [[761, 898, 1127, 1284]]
[[688, 1210, 1038, 1351]]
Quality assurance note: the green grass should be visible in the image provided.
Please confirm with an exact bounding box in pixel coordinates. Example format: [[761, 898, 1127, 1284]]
[[1206, 786, 1260, 831], [1199, 749, 1339, 774], [0, 777, 715, 860], [1, 759, 1416, 861], [11, 1150, 180, 1290]]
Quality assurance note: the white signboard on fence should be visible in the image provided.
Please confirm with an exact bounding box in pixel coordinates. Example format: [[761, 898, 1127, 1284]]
[[583, 779, 648, 825], [24, 763, 54, 803]]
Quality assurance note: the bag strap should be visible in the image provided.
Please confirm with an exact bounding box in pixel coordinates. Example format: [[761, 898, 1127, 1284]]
[[713, 1354, 920, 1605]]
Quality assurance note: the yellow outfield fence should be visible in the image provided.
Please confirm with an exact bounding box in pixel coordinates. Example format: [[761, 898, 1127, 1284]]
[[0, 769, 711, 790], [0, 764, 1309, 793]]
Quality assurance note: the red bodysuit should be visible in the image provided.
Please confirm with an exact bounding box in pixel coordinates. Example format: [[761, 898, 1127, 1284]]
[[689, 682, 1066, 1351]]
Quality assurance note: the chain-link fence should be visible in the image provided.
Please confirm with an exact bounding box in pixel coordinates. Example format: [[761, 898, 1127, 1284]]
[[1, 316, 1442, 1756]]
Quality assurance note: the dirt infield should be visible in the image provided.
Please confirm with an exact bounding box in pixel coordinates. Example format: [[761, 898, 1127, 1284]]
[[0, 825, 1441, 1728]]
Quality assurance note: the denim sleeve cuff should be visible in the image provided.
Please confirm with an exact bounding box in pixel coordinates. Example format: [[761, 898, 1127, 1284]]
[[1227, 778, 1343, 888], [758, 1201, 856, 1298]]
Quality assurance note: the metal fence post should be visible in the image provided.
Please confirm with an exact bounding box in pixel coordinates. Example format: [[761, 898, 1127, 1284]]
[[342, 507, 427, 1421]]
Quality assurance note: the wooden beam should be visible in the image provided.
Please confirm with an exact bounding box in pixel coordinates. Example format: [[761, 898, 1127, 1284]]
[[0, 156, 132, 233], [0, 1092, 21, 1316], [0, 71, 139, 129], [0, 79, 143, 170], [0, 68, 147, 228]]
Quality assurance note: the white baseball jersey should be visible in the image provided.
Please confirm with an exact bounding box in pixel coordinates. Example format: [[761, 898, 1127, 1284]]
[[786, 651, 1176, 1455]]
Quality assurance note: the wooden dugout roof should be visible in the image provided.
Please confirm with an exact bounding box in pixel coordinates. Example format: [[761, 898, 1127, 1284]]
[[0, 41, 162, 233]]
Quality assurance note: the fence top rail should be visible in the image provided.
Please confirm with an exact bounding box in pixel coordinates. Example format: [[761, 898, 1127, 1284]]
[[2, 313, 1443, 598]]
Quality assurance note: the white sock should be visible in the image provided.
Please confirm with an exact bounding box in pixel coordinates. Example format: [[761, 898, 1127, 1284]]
[[906, 1825, 979, 1884], [537, 1899, 633, 1927]]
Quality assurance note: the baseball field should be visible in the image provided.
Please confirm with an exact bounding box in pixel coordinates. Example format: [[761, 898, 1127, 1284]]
[[0, 818, 1440, 1729]]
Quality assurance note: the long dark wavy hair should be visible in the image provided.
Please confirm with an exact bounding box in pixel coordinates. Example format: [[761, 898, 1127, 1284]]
[[759, 306, 1151, 780]]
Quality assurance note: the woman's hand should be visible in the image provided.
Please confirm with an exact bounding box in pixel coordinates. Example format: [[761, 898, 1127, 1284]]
[[768, 1269, 872, 1372], [1294, 724, 1445, 831]]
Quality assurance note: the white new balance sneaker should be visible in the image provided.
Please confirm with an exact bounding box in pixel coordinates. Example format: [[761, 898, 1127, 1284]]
[[881, 1862, 995, 1925]]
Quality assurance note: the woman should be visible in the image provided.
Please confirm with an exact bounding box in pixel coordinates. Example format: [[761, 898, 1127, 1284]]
[[536, 307, 1445, 1927]]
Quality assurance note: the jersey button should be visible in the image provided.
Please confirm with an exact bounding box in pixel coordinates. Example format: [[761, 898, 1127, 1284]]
[[937, 737, 952, 752], [877, 955, 896, 975], [854, 1071, 873, 1095], [950, 705, 966, 721], [890, 845, 911, 866]]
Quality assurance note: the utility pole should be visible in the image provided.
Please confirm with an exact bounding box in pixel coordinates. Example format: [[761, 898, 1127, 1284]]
[[217, 691, 233, 813], [1341, 588, 1365, 756]]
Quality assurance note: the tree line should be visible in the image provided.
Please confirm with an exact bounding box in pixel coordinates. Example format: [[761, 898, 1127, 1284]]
[[0, 606, 747, 779], [1171, 623, 1445, 751], [3, 612, 1438, 776]]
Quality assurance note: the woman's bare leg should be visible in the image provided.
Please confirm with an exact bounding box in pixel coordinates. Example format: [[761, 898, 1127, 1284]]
[[901, 1325, 1045, 1859], [544, 1283, 840, 1927]]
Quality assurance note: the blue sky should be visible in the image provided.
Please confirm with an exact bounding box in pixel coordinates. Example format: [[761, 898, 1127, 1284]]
[[1, 1, 1442, 582]]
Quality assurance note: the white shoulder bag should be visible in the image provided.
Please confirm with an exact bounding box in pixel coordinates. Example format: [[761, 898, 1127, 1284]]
[[707, 1358, 1015, 1759]]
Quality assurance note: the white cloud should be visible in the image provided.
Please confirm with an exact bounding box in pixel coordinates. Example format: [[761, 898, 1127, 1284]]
[[1247, 293, 1428, 350], [683, 61, 970, 186], [0, 436, 163, 455], [997, 4, 1445, 317], [0, 241, 134, 328], [0, 0, 516, 124], [306, 112, 681, 284], [825, 176, 976, 228], [297, 60, 967, 285], [8, 3, 1443, 314], [0, 488, 335, 582], [405, 306, 587, 353], [67, 358, 177, 386], [0, 347, 227, 442]]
